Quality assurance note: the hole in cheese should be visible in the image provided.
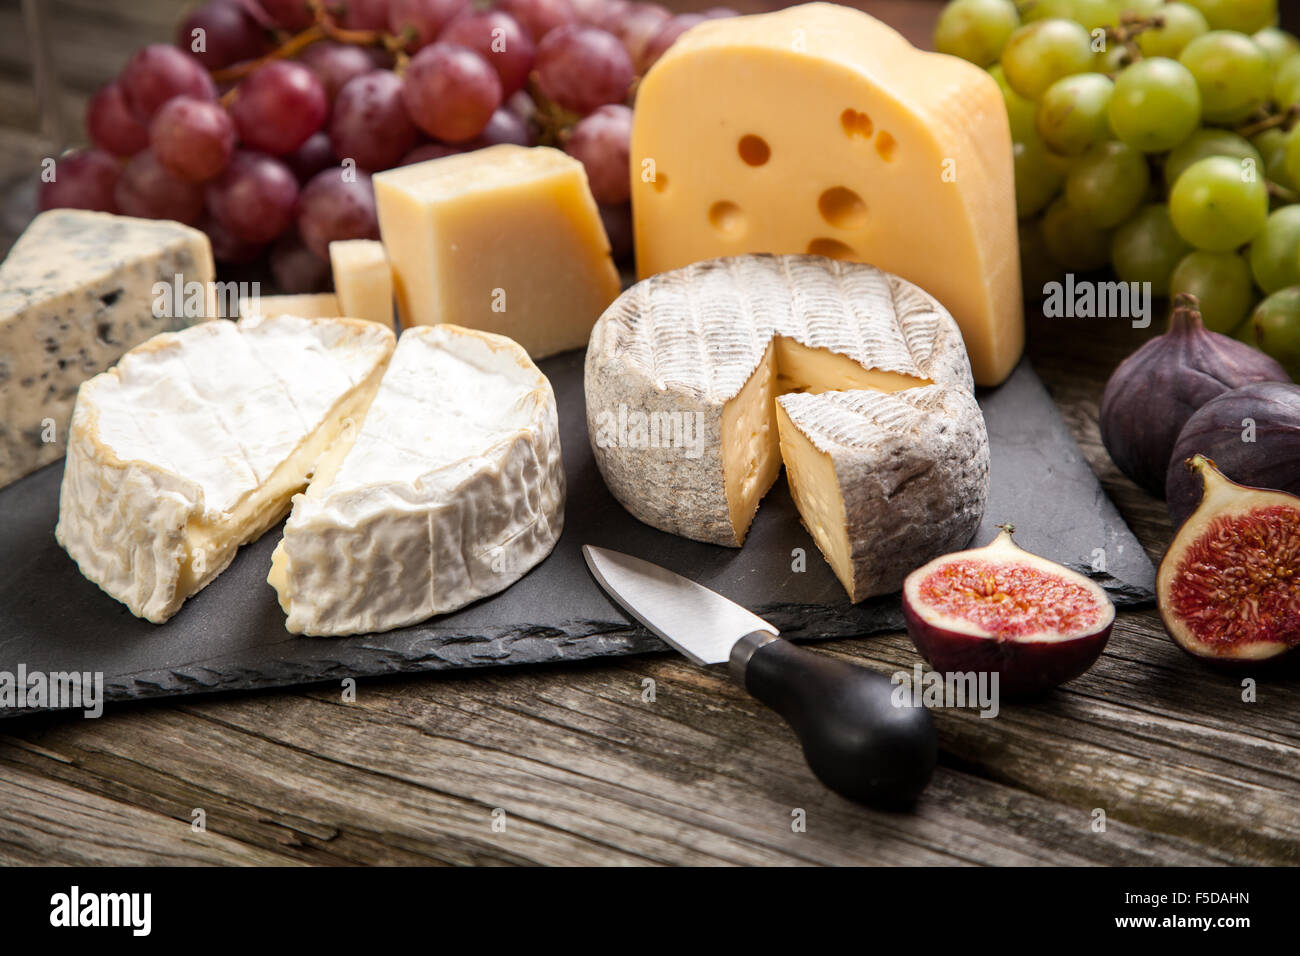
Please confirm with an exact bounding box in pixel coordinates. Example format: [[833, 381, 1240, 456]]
[[708, 200, 746, 236], [817, 187, 867, 230], [875, 130, 897, 161], [652, 172, 669, 193], [806, 238, 856, 260], [738, 135, 770, 166], [840, 108, 873, 139]]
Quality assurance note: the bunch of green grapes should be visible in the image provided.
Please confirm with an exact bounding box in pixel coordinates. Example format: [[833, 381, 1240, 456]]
[[935, 0, 1300, 379]]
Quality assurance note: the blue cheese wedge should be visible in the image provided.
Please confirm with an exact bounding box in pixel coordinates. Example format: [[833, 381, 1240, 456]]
[[0, 210, 216, 488], [55, 314, 396, 623], [269, 324, 565, 636]]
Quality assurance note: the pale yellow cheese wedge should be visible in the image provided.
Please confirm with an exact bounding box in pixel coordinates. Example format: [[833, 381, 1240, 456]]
[[631, 2, 1024, 386], [238, 292, 341, 321], [329, 239, 394, 328]]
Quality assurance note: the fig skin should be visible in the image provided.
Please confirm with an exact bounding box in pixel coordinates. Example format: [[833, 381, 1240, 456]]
[[1100, 293, 1291, 498], [1166, 382, 1300, 528], [902, 527, 1116, 698], [1158, 456, 1300, 668]]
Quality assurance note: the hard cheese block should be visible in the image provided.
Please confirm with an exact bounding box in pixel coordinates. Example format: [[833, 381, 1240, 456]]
[[329, 239, 394, 328], [0, 210, 214, 489], [238, 292, 341, 320], [585, 254, 989, 602], [56, 315, 395, 623], [631, 2, 1023, 386], [270, 324, 565, 636], [373, 144, 620, 358]]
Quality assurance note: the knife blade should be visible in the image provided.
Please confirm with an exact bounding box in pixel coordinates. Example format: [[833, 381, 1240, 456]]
[[582, 545, 937, 808]]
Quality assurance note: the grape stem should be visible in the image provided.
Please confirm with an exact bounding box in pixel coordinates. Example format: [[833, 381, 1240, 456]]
[[1234, 105, 1300, 139]]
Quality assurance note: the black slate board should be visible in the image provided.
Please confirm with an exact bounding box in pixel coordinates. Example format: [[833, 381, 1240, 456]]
[[0, 354, 1154, 715]]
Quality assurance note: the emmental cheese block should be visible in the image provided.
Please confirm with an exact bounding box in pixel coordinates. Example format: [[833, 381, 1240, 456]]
[[269, 324, 564, 636], [373, 144, 620, 358], [0, 210, 214, 489], [55, 315, 395, 623], [585, 254, 989, 602], [238, 292, 341, 320], [631, 2, 1023, 386], [329, 239, 394, 328]]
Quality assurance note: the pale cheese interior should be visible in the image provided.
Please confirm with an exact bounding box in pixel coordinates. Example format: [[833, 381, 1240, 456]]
[[775, 399, 853, 594], [329, 239, 394, 328]]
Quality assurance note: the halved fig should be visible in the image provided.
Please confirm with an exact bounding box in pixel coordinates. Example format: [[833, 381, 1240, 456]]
[[902, 526, 1116, 697], [1157, 455, 1300, 666]]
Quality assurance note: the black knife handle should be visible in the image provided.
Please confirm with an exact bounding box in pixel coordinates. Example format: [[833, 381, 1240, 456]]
[[731, 633, 937, 808]]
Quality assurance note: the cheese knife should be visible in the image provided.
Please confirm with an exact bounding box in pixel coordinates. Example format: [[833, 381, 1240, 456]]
[[582, 545, 937, 807]]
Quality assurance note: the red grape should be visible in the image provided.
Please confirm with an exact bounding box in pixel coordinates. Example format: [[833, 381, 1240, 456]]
[[499, 0, 577, 42], [283, 131, 337, 182], [86, 83, 150, 157], [119, 45, 217, 123], [330, 70, 418, 171], [176, 1, 269, 70], [329, 0, 391, 30], [535, 26, 632, 115], [599, 201, 632, 262], [230, 60, 328, 155], [570, 0, 613, 26], [642, 13, 704, 69], [298, 40, 382, 101], [470, 107, 531, 147], [39, 149, 120, 214], [149, 96, 236, 182], [611, 3, 670, 70], [200, 214, 265, 264], [205, 150, 299, 242], [114, 151, 205, 223], [296, 168, 380, 259], [400, 142, 465, 165], [565, 103, 631, 203], [388, 0, 469, 50], [259, 0, 316, 31], [702, 6, 738, 18], [438, 10, 536, 97], [402, 43, 502, 143], [270, 232, 332, 293]]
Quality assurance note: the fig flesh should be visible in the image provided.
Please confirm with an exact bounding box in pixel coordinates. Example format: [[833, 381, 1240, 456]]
[[902, 526, 1116, 697], [1100, 293, 1290, 497], [1158, 455, 1300, 665], [1166, 382, 1300, 528]]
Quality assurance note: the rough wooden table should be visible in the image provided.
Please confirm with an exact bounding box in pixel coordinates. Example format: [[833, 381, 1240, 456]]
[[1, 0, 1298, 867]]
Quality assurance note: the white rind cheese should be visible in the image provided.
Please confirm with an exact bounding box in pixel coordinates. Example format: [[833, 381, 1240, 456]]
[[269, 324, 565, 636], [55, 315, 395, 623], [0, 210, 214, 489], [585, 253, 988, 601]]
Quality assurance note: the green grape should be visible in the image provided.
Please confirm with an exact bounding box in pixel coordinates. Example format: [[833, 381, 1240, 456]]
[[1036, 74, 1113, 155], [934, 0, 1021, 68], [1001, 19, 1095, 100], [1178, 31, 1272, 124], [1066, 140, 1150, 228], [1108, 58, 1201, 153], [1183, 0, 1276, 34], [1275, 54, 1300, 109], [1252, 128, 1298, 191], [1164, 129, 1263, 190], [1042, 195, 1113, 270], [1092, 41, 1133, 74], [990, 64, 1039, 144], [1247, 287, 1300, 379], [1110, 203, 1191, 295], [1286, 128, 1300, 192], [1135, 2, 1209, 58], [1071, 0, 1122, 30], [1169, 250, 1256, 332], [1169, 156, 1268, 251], [1020, 0, 1080, 24], [1253, 27, 1300, 67], [1249, 206, 1300, 294], [1014, 135, 1066, 217]]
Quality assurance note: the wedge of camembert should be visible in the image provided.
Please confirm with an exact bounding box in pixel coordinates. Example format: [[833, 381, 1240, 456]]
[[55, 315, 396, 622], [268, 324, 565, 636], [585, 254, 989, 602]]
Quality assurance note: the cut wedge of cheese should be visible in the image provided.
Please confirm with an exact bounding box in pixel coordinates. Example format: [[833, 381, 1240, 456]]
[[586, 254, 989, 602], [55, 315, 395, 623], [238, 292, 341, 320], [631, 2, 1023, 386], [269, 324, 565, 636], [1, 210, 214, 489], [373, 144, 620, 358], [329, 239, 394, 328]]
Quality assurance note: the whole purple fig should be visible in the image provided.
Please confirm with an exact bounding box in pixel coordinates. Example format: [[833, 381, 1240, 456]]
[[1099, 293, 1291, 497]]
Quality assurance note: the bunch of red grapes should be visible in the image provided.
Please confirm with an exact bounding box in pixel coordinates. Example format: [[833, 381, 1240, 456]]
[[40, 0, 736, 291]]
